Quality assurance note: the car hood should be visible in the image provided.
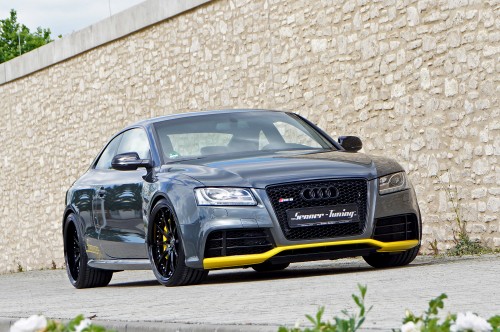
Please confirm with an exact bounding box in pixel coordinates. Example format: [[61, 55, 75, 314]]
[[165, 151, 404, 188]]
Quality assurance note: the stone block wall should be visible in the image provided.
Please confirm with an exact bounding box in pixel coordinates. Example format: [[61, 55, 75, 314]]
[[0, 0, 498, 273]]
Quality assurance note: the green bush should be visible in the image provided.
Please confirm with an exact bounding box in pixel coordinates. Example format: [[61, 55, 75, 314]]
[[279, 284, 370, 332], [10, 314, 113, 332], [280, 285, 500, 332]]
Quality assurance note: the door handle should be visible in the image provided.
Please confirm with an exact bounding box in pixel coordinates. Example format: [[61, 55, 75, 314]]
[[94, 217, 102, 229]]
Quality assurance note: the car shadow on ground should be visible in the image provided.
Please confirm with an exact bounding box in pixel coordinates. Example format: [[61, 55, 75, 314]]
[[203, 265, 374, 285], [106, 256, 466, 288], [107, 261, 422, 288], [108, 279, 160, 287]]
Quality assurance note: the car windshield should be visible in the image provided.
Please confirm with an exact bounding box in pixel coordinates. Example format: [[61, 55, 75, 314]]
[[153, 111, 336, 162]]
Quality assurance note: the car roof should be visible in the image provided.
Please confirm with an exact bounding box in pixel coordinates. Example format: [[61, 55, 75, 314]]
[[129, 109, 290, 128]]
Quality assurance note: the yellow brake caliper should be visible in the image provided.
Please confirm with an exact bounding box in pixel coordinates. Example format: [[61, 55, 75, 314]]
[[163, 222, 168, 252]]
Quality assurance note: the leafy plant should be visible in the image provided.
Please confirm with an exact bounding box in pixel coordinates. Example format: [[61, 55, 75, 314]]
[[279, 284, 371, 332], [399, 294, 499, 332], [433, 172, 490, 256], [400, 294, 453, 331], [11, 314, 114, 332], [488, 316, 500, 332], [429, 239, 439, 256], [280, 286, 499, 332], [448, 230, 488, 256]]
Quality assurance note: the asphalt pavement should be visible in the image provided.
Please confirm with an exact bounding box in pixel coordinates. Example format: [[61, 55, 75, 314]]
[[0, 255, 499, 332]]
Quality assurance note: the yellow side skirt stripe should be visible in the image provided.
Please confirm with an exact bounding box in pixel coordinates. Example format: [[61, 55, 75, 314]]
[[203, 239, 419, 269]]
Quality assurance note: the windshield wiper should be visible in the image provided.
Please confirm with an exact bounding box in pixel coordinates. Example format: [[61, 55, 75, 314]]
[[274, 148, 332, 154], [165, 156, 205, 164]]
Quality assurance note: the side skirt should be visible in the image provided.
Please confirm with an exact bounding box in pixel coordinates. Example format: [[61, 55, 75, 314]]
[[88, 259, 151, 271]]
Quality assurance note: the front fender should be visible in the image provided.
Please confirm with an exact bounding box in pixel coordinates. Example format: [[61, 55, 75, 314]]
[[368, 154, 406, 177], [142, 171, 204, 268]]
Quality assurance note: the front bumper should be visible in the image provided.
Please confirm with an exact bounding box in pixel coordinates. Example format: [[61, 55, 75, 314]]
[[178, 178, 421, 269]]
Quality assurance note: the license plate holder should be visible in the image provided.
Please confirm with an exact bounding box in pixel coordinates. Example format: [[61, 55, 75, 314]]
[[286, 204, 359, 228]]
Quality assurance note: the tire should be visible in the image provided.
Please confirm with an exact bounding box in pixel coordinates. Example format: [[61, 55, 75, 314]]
[[252, 262, 290, 272], [63, 213, 113, 289], [148, 199, 208, 286], [363, 245, 420, 268]]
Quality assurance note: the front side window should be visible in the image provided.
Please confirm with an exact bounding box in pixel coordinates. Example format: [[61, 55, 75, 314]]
[[116, 128, 151, 160], [94, 128, 150, 170], [95, 134, 123, 170]]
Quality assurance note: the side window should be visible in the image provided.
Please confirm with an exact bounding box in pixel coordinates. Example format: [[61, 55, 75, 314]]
[[273, 121, 322, 148], [258, 130, 270, 149], [95, 134, 123, 170], [116, 128, 151, 159]]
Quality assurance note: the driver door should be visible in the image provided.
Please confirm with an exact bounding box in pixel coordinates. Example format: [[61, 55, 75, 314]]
[[93, 128, 151, 259]]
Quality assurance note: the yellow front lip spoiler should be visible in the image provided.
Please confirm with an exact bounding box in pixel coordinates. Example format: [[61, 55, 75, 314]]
[[203, 239, 419, 269]]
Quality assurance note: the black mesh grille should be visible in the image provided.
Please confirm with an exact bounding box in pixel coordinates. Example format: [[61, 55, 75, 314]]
[[373, 214, 418, 242], [205, 229, 274, 258], [266, 179, 367, 240]]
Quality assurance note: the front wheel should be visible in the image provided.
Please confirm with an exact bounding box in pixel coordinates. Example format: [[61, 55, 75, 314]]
[[363, 245, 420, 268], [148, 199, 208, 286], [63, 213, 113, 288]]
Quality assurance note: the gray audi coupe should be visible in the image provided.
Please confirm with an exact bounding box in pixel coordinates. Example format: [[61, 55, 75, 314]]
[[62, 109, 421, 288]]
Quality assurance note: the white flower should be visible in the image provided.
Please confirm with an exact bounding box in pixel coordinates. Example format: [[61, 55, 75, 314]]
[[401, 321, 423, 332], [450, 312, 492, 332], [10, 315, 47, 332], [75, 318, 92, 332]]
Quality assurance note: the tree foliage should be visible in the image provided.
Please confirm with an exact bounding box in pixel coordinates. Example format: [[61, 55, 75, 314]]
[[0, 9, 53, 63]]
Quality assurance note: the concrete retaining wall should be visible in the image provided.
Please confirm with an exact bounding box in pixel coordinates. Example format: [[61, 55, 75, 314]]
[[0, 0, 498, 273]]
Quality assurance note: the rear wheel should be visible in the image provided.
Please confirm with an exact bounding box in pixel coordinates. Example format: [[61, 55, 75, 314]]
[[363, 245, 420, 268], [252, 262, 290, 272], [63, 213, 113, 289], [148, 199, 208, 286]]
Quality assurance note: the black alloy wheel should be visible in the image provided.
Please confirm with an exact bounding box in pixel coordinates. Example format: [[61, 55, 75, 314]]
[[148, 199, 208, 286], [66, 224, 81, 280], [151, 208, 179, 280], [63, 213, 113, 289], [362, 245, 420, 268]]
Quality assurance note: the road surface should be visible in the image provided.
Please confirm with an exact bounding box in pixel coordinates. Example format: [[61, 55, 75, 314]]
[[0, 255, 498, 331]]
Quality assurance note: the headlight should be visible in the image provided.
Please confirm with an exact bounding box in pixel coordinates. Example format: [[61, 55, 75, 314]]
[[194, 188, 257, 206], [378, 172, 409, 195]]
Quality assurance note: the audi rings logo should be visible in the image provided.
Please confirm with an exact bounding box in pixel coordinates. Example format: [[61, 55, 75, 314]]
[[300, 187, 339, 200]]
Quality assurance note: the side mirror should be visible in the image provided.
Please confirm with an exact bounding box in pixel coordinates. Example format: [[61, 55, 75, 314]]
[[338, 136, 362, 152], [111, 152, 153, 171]]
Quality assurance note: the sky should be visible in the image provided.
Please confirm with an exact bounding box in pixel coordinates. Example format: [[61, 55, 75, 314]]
[[1, 0, 145, 38]]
